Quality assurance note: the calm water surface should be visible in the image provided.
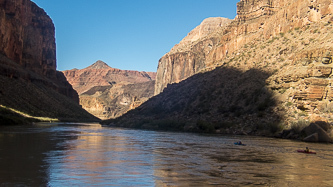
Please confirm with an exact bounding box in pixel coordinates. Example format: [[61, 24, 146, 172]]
[[0, 123, 333, 186]]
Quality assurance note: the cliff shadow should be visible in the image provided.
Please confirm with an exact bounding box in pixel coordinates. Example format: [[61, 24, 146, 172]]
[[103, 66, 284, 135]]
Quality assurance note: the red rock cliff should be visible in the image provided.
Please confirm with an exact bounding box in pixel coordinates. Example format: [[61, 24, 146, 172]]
[[0, 0, 56, 78], [0, 0, 79, 103]]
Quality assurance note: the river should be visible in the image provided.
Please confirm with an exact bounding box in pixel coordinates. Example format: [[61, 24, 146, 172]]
[[0, 122, 332, 186]]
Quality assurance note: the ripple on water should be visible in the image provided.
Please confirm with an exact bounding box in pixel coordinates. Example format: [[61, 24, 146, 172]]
[[1, 123, 333, 186]]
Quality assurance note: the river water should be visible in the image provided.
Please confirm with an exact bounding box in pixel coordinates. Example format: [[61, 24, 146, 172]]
[[0, 123, 332, 186]]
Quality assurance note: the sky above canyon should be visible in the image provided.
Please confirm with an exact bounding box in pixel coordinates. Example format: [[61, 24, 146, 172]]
[[32, 0, 238, 72]]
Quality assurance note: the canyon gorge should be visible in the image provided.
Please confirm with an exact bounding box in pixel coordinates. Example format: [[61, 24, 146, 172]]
[[103, 0, 333, 142], [1, 0, 333, 142]]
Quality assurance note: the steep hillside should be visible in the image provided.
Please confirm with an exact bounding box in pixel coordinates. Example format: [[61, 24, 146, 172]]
[[103, 0, 333, 138], [103, 66, 281, 135], [63, 61, 156, 119], [79, 81, 155, 120], [63, 60, 156, 95], [0, 0, 98, 124]]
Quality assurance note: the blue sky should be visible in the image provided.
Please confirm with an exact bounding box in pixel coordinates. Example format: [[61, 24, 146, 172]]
[[32, 0, 239, 72]]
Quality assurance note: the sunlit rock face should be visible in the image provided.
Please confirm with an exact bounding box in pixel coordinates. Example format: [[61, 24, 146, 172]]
[[155, 17, 232, 95], [153, 0, 333, 126], [63, 61, 156, 119], [63, 60, 156, 95], [155, 0, 333, 95]]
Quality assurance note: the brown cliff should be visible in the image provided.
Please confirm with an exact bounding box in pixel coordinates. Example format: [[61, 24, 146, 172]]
[[104, 0, 333, 136], [63, 61, 156, 119], [0, 0, 97, 123]]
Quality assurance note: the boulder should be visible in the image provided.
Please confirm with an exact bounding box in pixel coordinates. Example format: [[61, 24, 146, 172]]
[[302, 123, 323, 136], [302, 123, 332, 142], [314, 121, 331, 131], [303, 133, 319, 142], [322, 52, 332, 64], [316, 128, 332, 143]]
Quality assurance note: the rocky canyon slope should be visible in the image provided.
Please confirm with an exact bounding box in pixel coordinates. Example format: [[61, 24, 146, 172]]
[[104, 0, 333, 140], [0, 0, 97, 123], [63, 61, 156, 119]]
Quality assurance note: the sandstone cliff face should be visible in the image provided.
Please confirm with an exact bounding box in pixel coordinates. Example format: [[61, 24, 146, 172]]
[[0, 0, 56, 78], [154, 0, 333, 123], [0, 0, 96, 122], [155, 17, 231, 95], [0, 0, 78, 103], [63, 61, 156, 119], [156, 0, 333, 95]]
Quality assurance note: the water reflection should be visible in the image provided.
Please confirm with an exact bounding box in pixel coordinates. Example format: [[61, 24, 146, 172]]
[[0, 123, 333, 186]]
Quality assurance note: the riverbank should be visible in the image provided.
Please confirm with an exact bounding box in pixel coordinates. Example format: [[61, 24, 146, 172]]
[[101, 118, 333, 143], [0, 105, 100, 126]]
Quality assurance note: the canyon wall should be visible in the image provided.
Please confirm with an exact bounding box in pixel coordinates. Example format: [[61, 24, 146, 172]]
[[0, 0, 78, 102], [155, 0, 333, 95], [104, 0, 333, 133], [0, 0, 56, 78], [0, 0, 96, 122]]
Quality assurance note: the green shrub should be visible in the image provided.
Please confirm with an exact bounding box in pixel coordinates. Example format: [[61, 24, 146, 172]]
[[285, 102, 293, 107], [291, 120, 310, 133]]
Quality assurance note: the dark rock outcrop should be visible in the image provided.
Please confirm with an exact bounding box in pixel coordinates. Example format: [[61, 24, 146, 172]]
[[302, 122, 332, 142]]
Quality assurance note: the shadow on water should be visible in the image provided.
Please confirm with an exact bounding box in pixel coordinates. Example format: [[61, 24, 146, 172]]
[[1, 124, 333, 186], [0, 124, 80, 186]]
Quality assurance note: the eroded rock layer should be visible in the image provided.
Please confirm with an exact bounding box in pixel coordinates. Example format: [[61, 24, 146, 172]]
[[63, 61, 156, 119], [156, 0, 333, 95], [154, 0, 333, 123]]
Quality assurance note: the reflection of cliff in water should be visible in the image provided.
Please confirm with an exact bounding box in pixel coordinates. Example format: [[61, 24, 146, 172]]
[[104, 67, 284, 135], [0, 124, 79, 186], [1, 124, 333, 186]]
